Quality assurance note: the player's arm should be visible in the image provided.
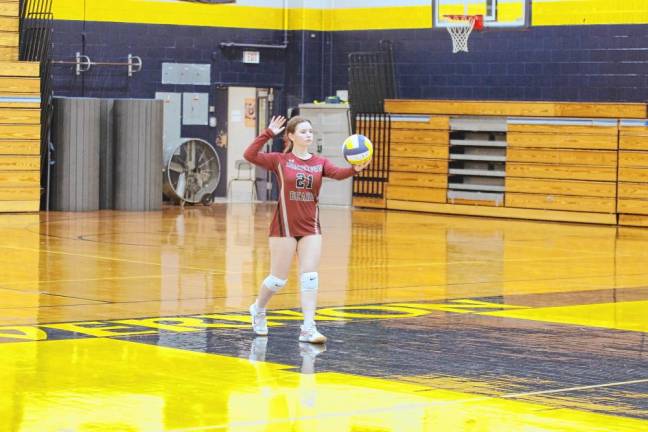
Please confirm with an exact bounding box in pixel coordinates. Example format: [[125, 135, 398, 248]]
[[243, 116, 286, 170], [322, 158, 366, 179]]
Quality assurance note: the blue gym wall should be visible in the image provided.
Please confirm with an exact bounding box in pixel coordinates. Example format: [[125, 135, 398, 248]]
[[329, 24, 648, 102], [50, 1, 648, 115], [50, 21, 648, 110], [51, 20, 288, 99]]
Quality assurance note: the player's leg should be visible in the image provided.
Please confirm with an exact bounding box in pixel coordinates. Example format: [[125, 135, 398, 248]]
[[250, 236, 297, 335], [296, 234, 326, 343]]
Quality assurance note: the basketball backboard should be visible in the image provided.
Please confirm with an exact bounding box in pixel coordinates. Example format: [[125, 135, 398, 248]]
[[435, 0, 527, 28]]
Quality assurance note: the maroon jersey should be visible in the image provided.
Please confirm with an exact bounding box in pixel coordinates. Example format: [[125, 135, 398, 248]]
[[244, 128, 356, 237]]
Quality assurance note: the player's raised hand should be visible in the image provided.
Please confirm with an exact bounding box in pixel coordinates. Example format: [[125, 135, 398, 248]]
[[268, 116, 286, 135]]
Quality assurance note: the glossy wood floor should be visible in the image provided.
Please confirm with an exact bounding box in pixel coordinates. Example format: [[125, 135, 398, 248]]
[[1, 203, 648, 431]]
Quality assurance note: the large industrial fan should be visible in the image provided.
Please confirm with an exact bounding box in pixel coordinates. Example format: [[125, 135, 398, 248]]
[[163, 138, 221, 205]]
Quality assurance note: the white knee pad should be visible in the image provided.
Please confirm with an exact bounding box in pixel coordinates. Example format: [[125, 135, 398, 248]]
[[263, 275, 287, 292], [300, 272, 319, 292]]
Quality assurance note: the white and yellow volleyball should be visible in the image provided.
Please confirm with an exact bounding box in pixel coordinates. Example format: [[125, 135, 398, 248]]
[[342, 134, 373, 165]]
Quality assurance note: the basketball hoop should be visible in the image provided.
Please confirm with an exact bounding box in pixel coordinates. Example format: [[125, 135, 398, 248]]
[[444, 15, 483, 53]]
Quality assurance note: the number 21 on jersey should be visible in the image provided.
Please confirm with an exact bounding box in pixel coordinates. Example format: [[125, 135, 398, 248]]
[[296, 173, 313, 189]]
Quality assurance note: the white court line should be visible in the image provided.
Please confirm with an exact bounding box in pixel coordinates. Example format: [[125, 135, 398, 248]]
[[168, 377, 648, 431], [502, 377, 648, 398]]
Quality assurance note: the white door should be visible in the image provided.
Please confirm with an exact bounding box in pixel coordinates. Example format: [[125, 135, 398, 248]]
[[227, 87, 258, 202]]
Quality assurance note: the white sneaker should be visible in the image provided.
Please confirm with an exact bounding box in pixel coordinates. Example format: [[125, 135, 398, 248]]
[[299, 324, 327, 344], [249, 304, 268, 336]]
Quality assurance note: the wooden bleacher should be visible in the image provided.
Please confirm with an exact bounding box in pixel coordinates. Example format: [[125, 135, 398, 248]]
[[0, 0, 18, 61], [618, 121, 648, 227], [354, 99, 648, 226], [0, 0, 40, 212]]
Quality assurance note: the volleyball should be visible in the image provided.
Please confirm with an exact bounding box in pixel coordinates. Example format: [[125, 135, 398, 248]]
[[342, 134, 373, 165]]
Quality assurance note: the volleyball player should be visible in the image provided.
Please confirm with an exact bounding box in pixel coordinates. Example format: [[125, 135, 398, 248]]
[[244, 115, 369, 343]]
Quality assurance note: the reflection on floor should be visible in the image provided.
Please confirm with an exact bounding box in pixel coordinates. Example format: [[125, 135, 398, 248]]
[[0, 204, 648, 430], [1, 336, 647, 431]]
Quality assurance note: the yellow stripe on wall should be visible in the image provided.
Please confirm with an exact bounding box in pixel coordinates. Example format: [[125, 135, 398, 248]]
[[52, 0, 432, 30], [533, 0, 648, 26], [51, 0, 648, 29], [327, 6, 432, 31], [53, 0, 286, 30]]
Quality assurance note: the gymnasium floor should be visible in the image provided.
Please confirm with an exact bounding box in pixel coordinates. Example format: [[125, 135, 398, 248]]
[[1, 203, 648, 431]]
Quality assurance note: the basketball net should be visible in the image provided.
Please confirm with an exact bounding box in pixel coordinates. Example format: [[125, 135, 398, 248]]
[[445, 15, 482, 53]]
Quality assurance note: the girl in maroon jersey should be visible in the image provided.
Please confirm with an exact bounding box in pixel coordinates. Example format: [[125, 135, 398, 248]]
[[244, 115, 369, 343]]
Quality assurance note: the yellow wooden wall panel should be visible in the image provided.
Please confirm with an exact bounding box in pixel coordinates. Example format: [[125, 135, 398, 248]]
[[0, 46, 18, 61], [0, 61, 39, 77], [356, 114, 450, 130], [390, 157, 447, 174], [0, 200, 39, 212], [506, 163, 617, 181], [0, 2, 19, 16], [619, 167, 648, 183], [619, 135, 648, 150], [0, 141, 39, 155], [506, 177, 616, 198], [507, 132, 617, 150], [554, 104, 644, 118], [448, 197, 500, 207], [0, 125, 40, 139], [618, 183, 648, 200], [507, 148, 617, 166], [385, 99, 647, 119], [0, 108, 40, 124], [379, 99, 648, 224], [386, 185, 446, 203], [0, 187, 39, 200], [391, 143, 448, 159], [386, 200, 616, 224], [391, 129, 448, 145], [618, 214, 648, 227], [618, 199, 648, 215], [507, 124, 618, 136], [388, 172, 446, 188], [619, 125, 648, 135], [0, 32, 18, 47], [0, 156, 39, 170], [391, 116, 449, 130], [506, 192, 616, 213], [0, 77, 40, 94], [0, 16, 18, 32], [0, 100, 39, 109], [360, 117, 450, 131], [619, 151, 648, 168], [0, 170, 39, 187]]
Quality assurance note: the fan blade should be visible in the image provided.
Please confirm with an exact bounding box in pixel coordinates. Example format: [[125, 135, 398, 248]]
[[197, 147, 207, 164], [188, 141, 197, 169], [176, 173, 186, 198], [168, 161, 185, 173], [197, 156, 215, 169]]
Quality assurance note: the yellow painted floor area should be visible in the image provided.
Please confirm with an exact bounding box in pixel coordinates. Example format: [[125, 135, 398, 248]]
[[1, 204, 648, 430], [1, 338, 646, 432], [482, 299, 648, 333]]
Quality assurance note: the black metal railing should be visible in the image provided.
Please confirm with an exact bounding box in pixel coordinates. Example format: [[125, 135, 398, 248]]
[[348, 41, 396, 199], [19, 0, 54, 209], [347, 40, 397, 121], [352, 112, 391, 198]]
